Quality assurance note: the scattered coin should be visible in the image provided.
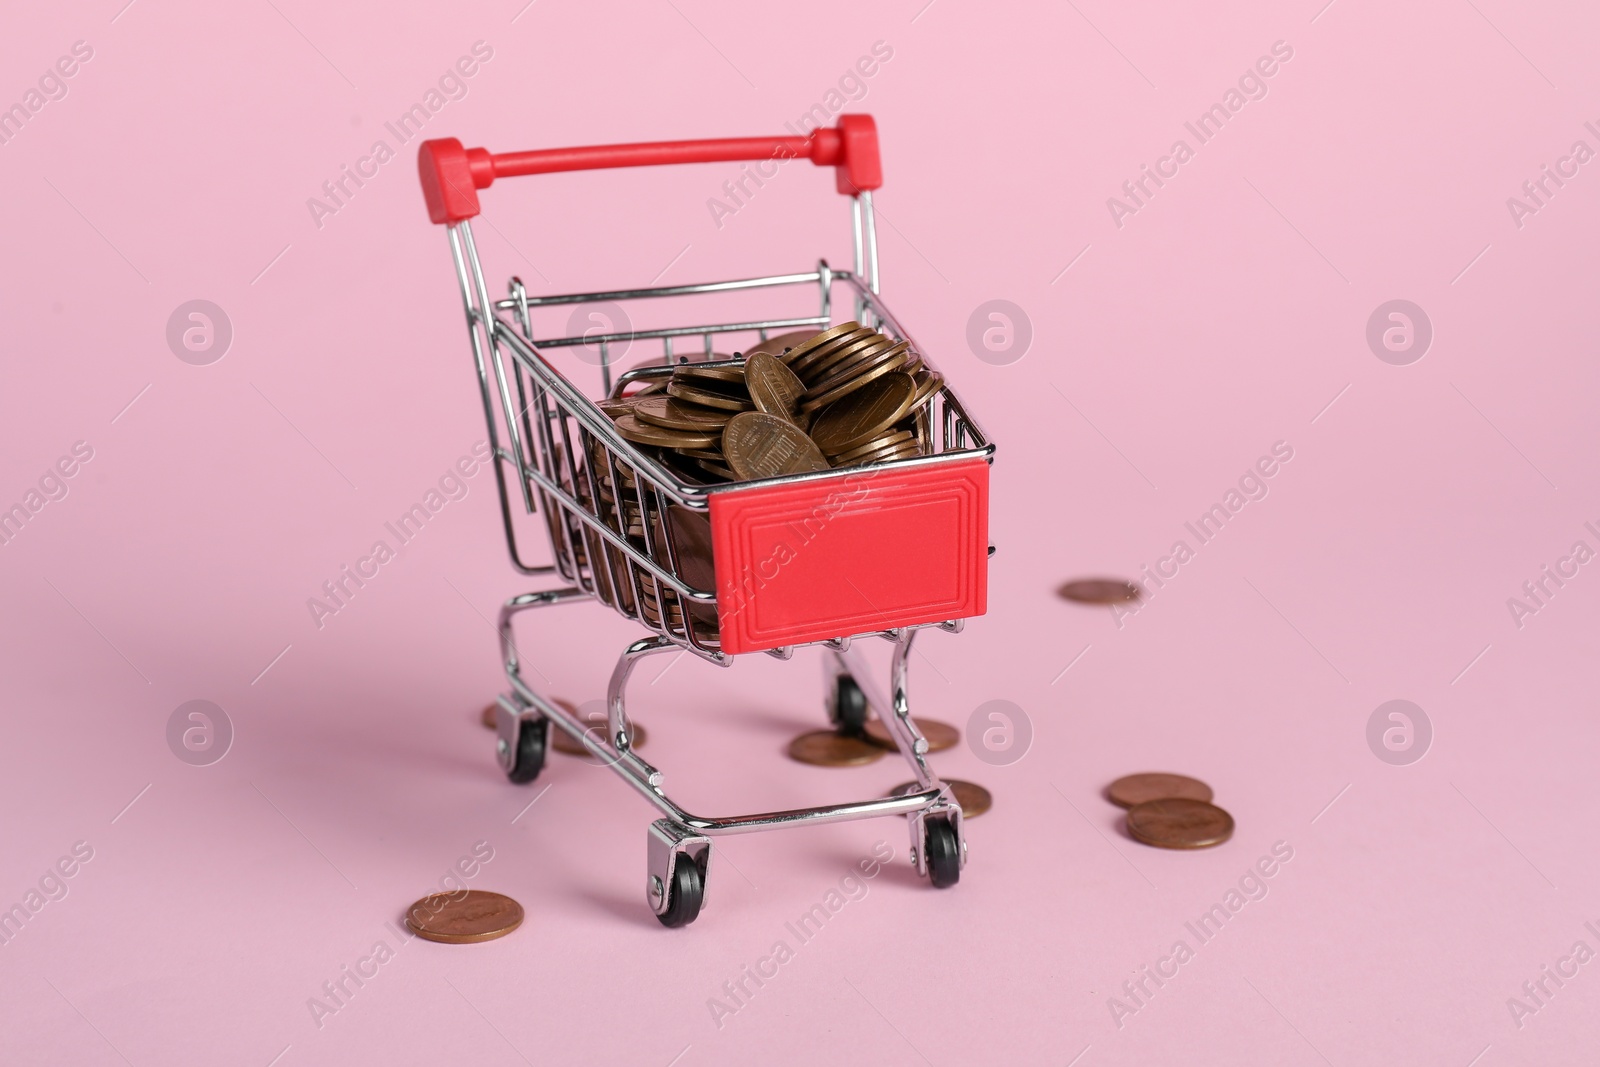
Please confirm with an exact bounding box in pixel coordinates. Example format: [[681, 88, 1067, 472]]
[[405, 890, 525, 944], [864, 717, 959, 753], [787, 729, 885, 767], [1058, 578, 1141, 605], [479, 703, 497, 729], [891, 779, 992, 818], [1107, 772, 1214, 809], [1125, 798, 1234, 850]]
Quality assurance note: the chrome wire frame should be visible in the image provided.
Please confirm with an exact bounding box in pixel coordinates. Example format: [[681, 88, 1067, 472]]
[[449, 191, 987, 869]]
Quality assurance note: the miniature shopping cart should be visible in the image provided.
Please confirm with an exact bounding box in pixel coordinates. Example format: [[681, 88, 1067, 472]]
[[416, 115, 994, 927]]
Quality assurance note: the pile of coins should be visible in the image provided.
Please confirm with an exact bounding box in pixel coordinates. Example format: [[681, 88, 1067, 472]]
[[1108, 772, 1234, 849], [599, 321, 944, 485]]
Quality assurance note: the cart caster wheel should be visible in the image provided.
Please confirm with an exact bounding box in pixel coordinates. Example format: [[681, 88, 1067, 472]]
[[655, 857, 705, 928], [923, 815, 961, 889], [502, 716, 547, 784], [830, 674, 868, 735]]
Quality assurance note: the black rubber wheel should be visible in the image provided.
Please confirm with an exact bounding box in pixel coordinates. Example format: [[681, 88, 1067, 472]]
[[831, 674, 869, 735], [505, 717, 547, 784], [924, 816, 961, 889], [656, 856, 705, 928]]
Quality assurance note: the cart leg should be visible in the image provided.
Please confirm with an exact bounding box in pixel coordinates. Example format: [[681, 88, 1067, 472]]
[[647, 819, 711, 927], [495, 692, 550, 784], [870, 629, 966, 888]]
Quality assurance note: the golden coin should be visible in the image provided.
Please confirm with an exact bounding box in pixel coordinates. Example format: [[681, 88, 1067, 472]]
[[666, 380, 753, 412], [809, 373, 918, 455], [613, 413, 721, 449], [1058, 579, 1142, 605], [1126, 798, 1234, 850], [778, 321, 862, 365], [632, 395, 732, 431], [890, 779, 992, 818], [744, 352, 806, 421], [1107, 773, 1214, 809], [405, 890, 524, 944], [722, 412, 831, 481], [799, 348, 914, 412], [863, 717, 959, 753], [743, 330, 819, 359], [786, 729, 884, 767]]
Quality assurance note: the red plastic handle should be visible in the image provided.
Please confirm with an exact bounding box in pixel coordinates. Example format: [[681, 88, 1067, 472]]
[[418, 115, 881, 224]]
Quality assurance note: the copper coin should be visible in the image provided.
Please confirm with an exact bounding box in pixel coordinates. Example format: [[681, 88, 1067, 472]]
[[744, 351, 806, 421], [786, 729, 884, 767], [666, 380, 752, 412], [1126, 798, 1234, 850], [1058, 578, 1142, 605], [696, 458, 738, 481], [832, 438, 920, 469], [799, 350, 914, 412], [722, 412, 830, 481], [405, 890, 524, 944], [790, 328, 880, 378], [1107, 772, 1214, 809], [632, 395, 732, 431], [804, 340, 909, 396], [479, 703, 498, 729], [551, 716, 648, 756], [890, 779, 992, 818], [864, 717, 959, 753], [613, 413, 721, 449], [798, 334, 897, 385], [832, 430, 916, 465], [810, 373, 918, 455], [744, 330, 821, 359], [908, 368, 944, 408], [782, 322, 867, 367], [674, 363, 746, 384]]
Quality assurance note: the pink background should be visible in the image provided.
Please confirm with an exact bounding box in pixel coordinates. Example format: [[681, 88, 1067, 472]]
[[3, 0, 1599, 1064]]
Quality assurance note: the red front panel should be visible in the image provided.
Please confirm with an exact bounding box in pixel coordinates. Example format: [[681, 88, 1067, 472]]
[[708, 459, 988, 654]]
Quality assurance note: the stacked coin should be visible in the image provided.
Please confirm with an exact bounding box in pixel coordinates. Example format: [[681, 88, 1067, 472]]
[[600, 322, 943, 485], [1107, 773, 1234, 850]]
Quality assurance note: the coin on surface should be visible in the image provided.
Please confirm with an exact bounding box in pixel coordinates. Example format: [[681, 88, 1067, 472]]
[[744, 330, 823, 359], [1107, 772, 1214, 809], [722, 412, 831, 481], [1126, 798, 1234, 850], [745, 352, 806, 421], [405, 890, 524, 944], [891, 779, 992, 818], [864, 717, 959, 753], [809, 373, 918, 455], [479, 703, 498, 729], [787, 729, 885, 767], [1058, 578, 1142, 605]]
